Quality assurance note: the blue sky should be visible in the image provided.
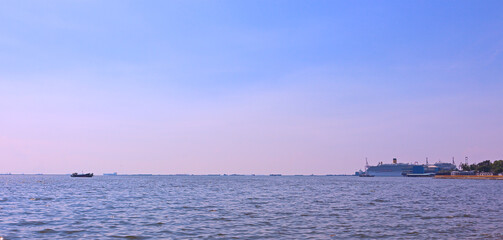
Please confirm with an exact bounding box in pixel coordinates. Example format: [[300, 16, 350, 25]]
[[1, 1, 502, 174]]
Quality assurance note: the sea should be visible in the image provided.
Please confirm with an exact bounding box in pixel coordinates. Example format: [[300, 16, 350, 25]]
[[1, 175, 502, 239]]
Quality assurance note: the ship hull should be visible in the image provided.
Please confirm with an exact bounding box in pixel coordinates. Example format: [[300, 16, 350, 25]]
[[71, 173, 93, 177], [366, 171, 404, 177]]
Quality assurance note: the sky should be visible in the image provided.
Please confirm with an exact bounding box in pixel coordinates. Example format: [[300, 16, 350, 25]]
[[1, 0, 502, 174]]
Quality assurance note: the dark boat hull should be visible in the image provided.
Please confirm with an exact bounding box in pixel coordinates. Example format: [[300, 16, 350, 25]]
[[405, 173, 435, 177], [71, 173, 93, 177]]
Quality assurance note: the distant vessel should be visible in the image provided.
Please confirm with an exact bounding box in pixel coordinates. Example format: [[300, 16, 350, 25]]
[[270, 174, 282, 176], [366, 158, 457, 177], [103, 172, 117, 176], [366, 158, 416, 177], [358, 172, 374, 177], [71, 173, 93, 177]]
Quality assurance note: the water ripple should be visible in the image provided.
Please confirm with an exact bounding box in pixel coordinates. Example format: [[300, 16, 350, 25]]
[[0, 175, 502, 239]]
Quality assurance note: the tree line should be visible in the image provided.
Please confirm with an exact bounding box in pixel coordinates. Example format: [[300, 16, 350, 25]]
[[460, 160, 503, 174]]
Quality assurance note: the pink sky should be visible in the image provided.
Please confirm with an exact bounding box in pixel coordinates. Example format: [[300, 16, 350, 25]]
[[1, 1, 502, 174]]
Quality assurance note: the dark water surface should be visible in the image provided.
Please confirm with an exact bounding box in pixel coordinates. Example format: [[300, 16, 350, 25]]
[[1, 175, 502, 239]]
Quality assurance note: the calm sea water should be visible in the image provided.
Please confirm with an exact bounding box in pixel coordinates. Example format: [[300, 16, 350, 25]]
[[1, 175, 502, 239]]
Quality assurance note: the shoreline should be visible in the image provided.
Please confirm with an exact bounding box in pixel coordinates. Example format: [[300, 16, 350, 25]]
[[435, 175, 503, 180]]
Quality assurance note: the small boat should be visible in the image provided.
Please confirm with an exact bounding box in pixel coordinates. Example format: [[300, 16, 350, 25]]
[[71, 173, 93, 177], [359, 173, 374, 177]]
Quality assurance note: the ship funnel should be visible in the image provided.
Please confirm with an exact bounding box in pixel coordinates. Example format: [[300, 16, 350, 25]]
[[393, 158, 397, 164]]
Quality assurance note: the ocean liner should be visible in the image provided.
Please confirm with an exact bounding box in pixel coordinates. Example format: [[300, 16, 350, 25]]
[[366, 158, 414, 177], [366, 158, 457, 177]]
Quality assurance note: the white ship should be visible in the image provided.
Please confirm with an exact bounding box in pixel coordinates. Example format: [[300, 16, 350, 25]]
[[366, 158, 457, 177], [366, 158, 415, 177]]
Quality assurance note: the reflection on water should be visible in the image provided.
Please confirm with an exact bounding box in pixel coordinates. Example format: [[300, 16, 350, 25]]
[[1, 175, 502, 239]]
